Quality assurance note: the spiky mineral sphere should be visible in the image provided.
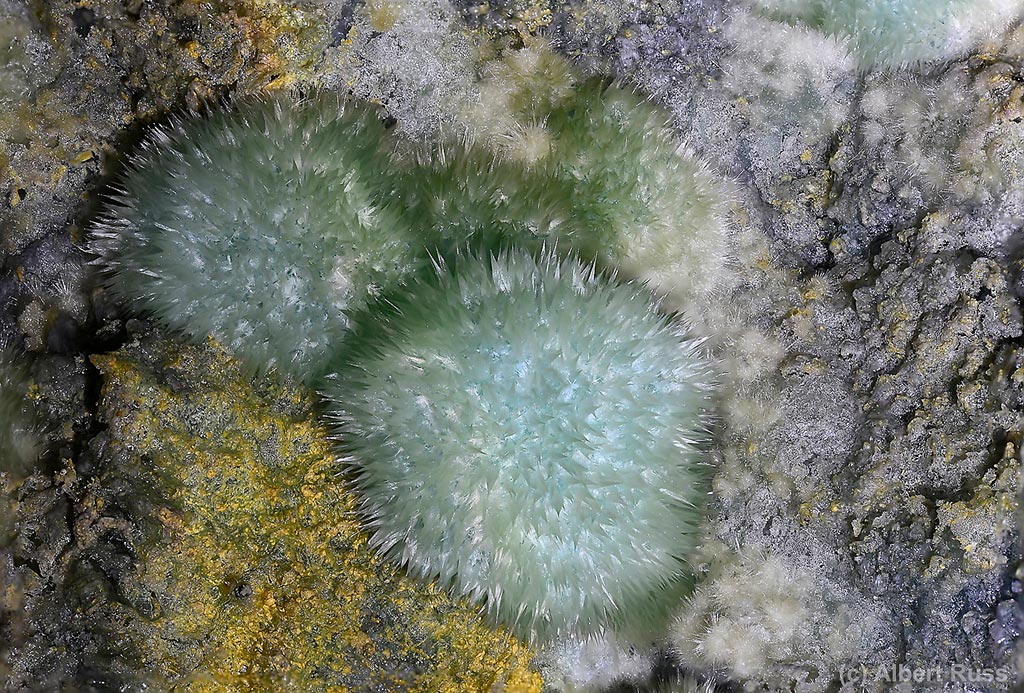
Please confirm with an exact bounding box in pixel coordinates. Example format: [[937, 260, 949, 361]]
[[326, 249, 712, 642], [453, 43, 732, 309], [0, 343, 46, 477], [420, 76, 733, 309], [92, 95, 422, 383], [538, 79, 732, 306], [750, 0, 1022, 69]]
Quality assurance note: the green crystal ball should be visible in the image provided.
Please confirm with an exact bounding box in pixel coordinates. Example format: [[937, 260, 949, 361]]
[[92, 95, 421, 383], [326, 250, 712, 642]]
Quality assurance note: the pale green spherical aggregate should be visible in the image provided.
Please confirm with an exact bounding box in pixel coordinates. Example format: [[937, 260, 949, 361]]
[[538, 80, 731, 303], [402, 73, 732, 307], [93, 95, 423, 383], [327, 250, 711, 642]]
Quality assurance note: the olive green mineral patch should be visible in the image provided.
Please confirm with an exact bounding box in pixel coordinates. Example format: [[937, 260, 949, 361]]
[[90, 335, 542, 692]]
